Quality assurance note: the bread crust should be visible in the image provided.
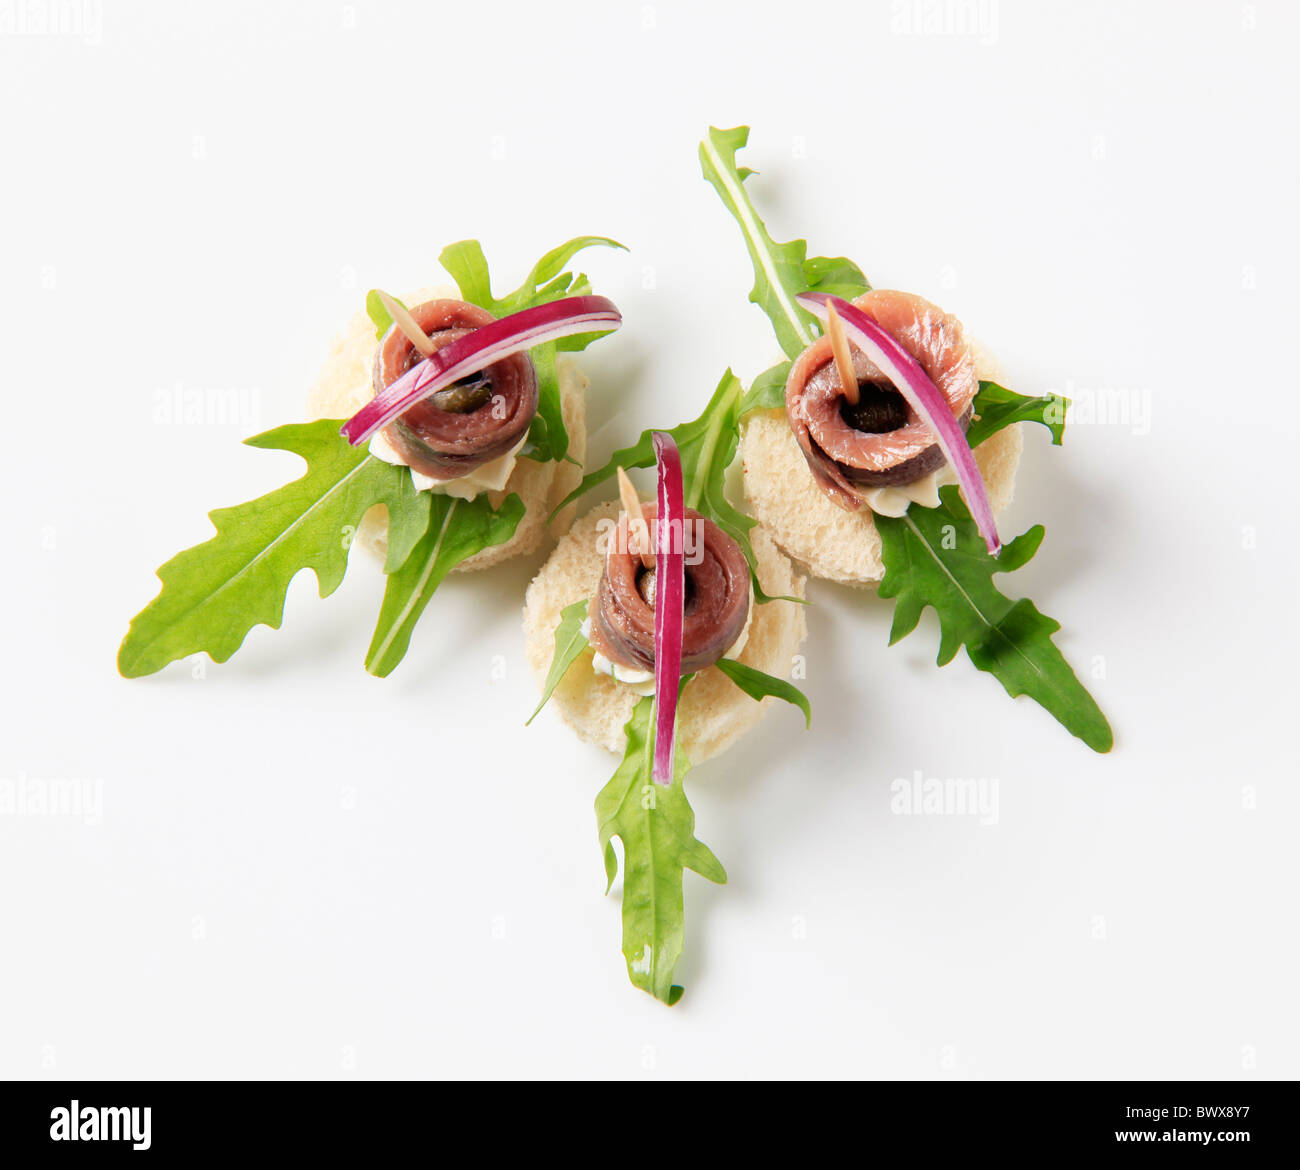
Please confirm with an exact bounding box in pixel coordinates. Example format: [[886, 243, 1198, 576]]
[[523, 503, 808, 763], [305, 285, 586, 572]]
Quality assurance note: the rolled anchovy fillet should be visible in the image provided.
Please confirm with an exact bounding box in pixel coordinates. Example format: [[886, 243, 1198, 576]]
[[589, 504, 750, 677], [785, 289, 977, 509], [374, 299, 538, 481]]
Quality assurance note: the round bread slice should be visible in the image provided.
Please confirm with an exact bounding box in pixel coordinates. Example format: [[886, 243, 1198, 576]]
[[305, 284, 586, 572], [523, 502, 808, 762], [739, 343, 1022, 586]]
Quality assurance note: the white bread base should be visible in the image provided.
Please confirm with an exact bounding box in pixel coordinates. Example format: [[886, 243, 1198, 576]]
[[739, 343, 1022, 586], [305, 284, 585, 572], [523, 503, 808, 762]]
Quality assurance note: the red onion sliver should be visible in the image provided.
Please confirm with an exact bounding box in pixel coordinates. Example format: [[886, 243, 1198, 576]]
[[341, 295, 622, 446], [796, 292, 1001, 555], [651, 432, 685, 785]]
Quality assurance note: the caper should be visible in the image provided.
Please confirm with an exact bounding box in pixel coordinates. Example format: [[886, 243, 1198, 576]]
[[432, 374, 493, 414]]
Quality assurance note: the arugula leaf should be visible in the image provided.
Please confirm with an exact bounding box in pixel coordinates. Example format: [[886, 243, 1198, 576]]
[[364, 492, 525, 677], [596, 696, 726, 1004], [875, 487, 1112, 752], [556, 370, 798, 604], [365, 289, 407, 341], [118, 420, 431, 679], [713, 658, 812, 728], [436, 239, 496, 308], [968, 381, 1069, 449], [802, 254, 873, 300], [497, 236, 625, 313], [438, 236, 627, 465], [699, 126, 817, 358], [700, 125, 869, 360], [524, 341, 571, 467], [739, 358, 791, 416], [526, 599, 590, 724]]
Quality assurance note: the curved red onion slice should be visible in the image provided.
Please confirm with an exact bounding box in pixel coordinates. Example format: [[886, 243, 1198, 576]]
[[341, 295, 622, 446], [651, 432, 685, 785], [797, 292, 1001, 556]]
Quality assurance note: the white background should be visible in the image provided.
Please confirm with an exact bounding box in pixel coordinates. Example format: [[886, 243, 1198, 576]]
[[2, 0, 1297, 1080]]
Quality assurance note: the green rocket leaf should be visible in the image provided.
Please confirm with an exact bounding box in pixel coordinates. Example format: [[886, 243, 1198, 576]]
[[801, 253, 872, 301], [968, 381, 1070, 449], [739, 359, 792, 416], [526, 598, 590, 724], [713, 658, 812, 728], [435, 239, 495, 309], [555, 369, 799, 604], [118, 420, 431, 678], [497, 236, 625, 314], [365, 289, 407, 341], [700, 125, 869, 360], [364, 492, 525, 677], [875, 486, 1112, 752], [438, 235, 626, 464], [596, 696, 726, 1005]]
